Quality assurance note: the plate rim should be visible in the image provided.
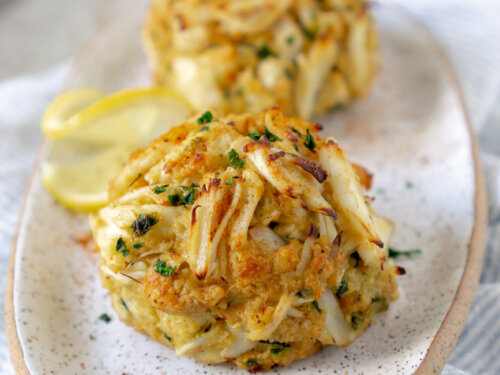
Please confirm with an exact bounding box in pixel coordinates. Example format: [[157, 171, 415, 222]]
[[4, 6, 488, 375]]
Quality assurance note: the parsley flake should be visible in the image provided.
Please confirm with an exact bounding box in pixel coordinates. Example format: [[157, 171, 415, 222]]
[[130, 214, 158, 236], [257, 44, 275, 59], [199, 126, 209, 132], [228, 148, 245, 169], [99, 313, 111, 323], [155, 260, 177, 277], [247, 132, 261, 141], [246, 359, 259, 368], [264, 126, 279, 142], [168, 194, 180, 206], [133, 242, 142, 249], [336, 280, 349, 297], [388, 248, 422, 258], [181, 187, 196, 205], [197, 111, 213, 124], [312, 300, 322, 313], [163, 332, 172, 342], [120, 298, 129, 311], [286, 35, 295, 45], [153, 184, 169, 194], [115, 237, 130, 257], [304, 128, 316, 151], [296, 289, 312, 298], [226, 176, 239, 185]]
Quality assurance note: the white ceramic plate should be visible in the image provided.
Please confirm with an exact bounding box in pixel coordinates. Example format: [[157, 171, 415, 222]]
[[6, 2, 487, 374]]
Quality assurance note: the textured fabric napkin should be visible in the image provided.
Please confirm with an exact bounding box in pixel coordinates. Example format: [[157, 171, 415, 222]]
[[0, 0, 499, 374]]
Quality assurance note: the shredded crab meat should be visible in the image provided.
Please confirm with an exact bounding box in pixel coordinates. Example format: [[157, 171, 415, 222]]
[[247, 294, 293, 341], [249, 225, 285, 252], [318, 288, 357, 346]]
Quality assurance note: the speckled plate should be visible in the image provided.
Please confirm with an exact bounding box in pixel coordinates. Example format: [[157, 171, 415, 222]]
[[5, 2, 487, 375]]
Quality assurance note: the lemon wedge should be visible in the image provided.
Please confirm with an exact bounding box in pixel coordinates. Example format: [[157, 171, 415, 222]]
[[41, 87, 192, 212], [41, 88, 105, 137]]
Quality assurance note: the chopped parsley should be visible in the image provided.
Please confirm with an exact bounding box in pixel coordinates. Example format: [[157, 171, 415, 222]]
[[199, 126, 209, 132], [120, 298, 129, 311], [115, 237, 129, 257], [388, 248, 422, 258], [259, 340, 291, 355], [312, 300, 321, 313], [291, 127, 302, 137], [99, 313, 111, 323], [246, 127, 279, 142], [133, 242, 143, 249], [264, 126, 279, 142], [246, 359, 259, 368], [257, 44, 275, 59], [130, 214, 158, 236], [168, 194, 180, 206], [226, 176, 239, 185], [351, 312, 365, 330], [371, 297, 382, 303], [296, 289, 312, 298], [301, 25, 318, 40], [336, 280, 349, 297], [197, 111, 213, 124], [155, 260, 177, 277], [247, 132, 261, 141], [293, 144, 299, 152], [304, 128, 316, 150], [153, 184, 169, 194], [286, 35, 295, 45], [163, 332, 172, 342], [181, 187, 196, 205], [228, 148, 245, 169]]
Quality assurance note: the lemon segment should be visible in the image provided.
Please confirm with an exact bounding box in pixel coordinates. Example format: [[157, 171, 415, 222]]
[[41, 88, 105, 138], [40, 87, 193, 212], [44, 87, 192, 143], [42, 145, 132, 212]]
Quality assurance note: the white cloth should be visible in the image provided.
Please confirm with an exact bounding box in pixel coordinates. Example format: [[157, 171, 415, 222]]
[[0, 0, 499, 374]]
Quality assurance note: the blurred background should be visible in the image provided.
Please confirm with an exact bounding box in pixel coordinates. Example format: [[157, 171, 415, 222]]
[[0, 0, 499, 374]]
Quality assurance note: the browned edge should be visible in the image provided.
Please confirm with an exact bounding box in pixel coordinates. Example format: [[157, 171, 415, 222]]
[[4, 5, 488, 375], [407, 7, 488, 375]]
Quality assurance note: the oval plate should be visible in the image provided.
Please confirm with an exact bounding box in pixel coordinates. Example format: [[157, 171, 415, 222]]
[[5, 2, 487, 374]]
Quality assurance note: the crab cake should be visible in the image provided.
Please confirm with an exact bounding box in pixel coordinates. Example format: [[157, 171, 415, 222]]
[[143, 0, 378, 120], [90, 108, 400, 371]]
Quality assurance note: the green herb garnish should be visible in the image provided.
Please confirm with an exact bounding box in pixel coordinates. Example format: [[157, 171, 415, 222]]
[[197, 111, 213, 124], [296, 289, 312, 298], [168, 194, 180, 206], [155, 260, 177, 277], [163, 332, 172, 342], [199, 126, 209, 132], [312, 300, 321, 313], [247, 132, 261, 141], [133, 242, 142, 249], [115, 237, 129, 257], [264, 126, 279, 142], [336, 280, 349, 297], [388, 248, 422, 258], [181, 187, 196, 205], [293, 144, 299, 152], [120, 298, 129, 311], [351, 312, 364, 330], [286, 35, 295, 45], [257, 44, 275, 59], [226, 176, 239, 185], [246, 359, 259, 368], [130, 214, 158, 236], [304, 128, 316, 150], [228, 148, 245, 169], [99, 313, 111, 323], [153, 184, 169, 194]]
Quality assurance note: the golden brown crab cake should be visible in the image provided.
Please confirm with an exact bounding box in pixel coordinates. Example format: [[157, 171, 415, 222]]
[[90, 108, 400, 371], [143, 0, 378, 120]]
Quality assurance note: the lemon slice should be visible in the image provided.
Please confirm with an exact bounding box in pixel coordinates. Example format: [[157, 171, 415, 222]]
[[42, 87, 192, 144], [41, 87, 192, 212], [42, 145, 133, 212], [41, 88, 105, 137]]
